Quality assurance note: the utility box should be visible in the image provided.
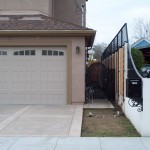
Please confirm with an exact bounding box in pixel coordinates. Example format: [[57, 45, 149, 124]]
[[126, 79, 142, 98]]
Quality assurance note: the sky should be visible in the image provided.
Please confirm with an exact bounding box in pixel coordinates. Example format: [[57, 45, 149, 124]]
[[86, 0, 150, 45]]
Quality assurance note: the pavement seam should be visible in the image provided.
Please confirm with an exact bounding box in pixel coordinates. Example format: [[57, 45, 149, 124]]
[[68, 105, 76, 135], [99, 138, 103, 150], [7, 137, 20, 150], [54, 137, 59, 150], [0, 105, 32, 134], [140, 138, 149, 150], [68, 105, 76, 136]]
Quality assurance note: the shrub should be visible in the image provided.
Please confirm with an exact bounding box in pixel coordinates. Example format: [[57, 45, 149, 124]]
[[131, 48, 145, 71]]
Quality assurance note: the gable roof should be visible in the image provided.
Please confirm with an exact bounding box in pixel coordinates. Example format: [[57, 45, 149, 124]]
[[0, 14, 92, 31], [132, 38, 150, 49]]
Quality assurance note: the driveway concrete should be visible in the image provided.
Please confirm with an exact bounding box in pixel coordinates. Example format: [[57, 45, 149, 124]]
[[0, 137, 150, 150], [0, 105, 83, 137]]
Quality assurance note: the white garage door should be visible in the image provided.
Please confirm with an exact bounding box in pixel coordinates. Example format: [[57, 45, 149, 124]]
[[0, 47, 67, 105]]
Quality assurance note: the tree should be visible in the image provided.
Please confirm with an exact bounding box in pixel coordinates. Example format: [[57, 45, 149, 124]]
[[133, 18, 150, 40], [93, 43, 107, 61], [131, 48, 145, 71]]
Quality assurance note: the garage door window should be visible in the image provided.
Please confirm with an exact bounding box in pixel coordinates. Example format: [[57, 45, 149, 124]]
[[59, 51, 64, 56], [0, 51, 7, 55], [14, 50, 35, 56], [42, 50, 64, 56], [53, 51, 58, 56]]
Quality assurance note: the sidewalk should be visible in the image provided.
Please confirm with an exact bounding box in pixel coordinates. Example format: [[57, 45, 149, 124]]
[[1, 137, 150, 150]]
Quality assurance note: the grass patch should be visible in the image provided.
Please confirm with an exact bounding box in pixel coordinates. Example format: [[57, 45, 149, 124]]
[[81, 109, 140, 137]]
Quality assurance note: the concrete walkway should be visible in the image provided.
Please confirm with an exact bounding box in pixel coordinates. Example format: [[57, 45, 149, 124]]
[[0, 105, 83, 137], [84, 99, 114, 109], [0, 137, 150, 150]]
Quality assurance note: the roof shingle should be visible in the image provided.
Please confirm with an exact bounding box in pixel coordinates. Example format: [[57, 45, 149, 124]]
[[0, 14, 92, 31]]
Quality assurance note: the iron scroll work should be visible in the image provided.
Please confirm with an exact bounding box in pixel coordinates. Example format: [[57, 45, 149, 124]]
[[101, 23, 143, 112]]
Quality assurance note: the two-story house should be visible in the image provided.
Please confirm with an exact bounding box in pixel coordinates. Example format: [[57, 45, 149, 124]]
[[0, 0, 96, 105]]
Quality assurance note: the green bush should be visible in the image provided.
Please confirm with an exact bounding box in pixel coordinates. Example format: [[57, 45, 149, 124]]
[[131, 48, 145, 71]]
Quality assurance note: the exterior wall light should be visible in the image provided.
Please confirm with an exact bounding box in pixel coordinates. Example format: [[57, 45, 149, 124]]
[[76, 46, 80, 54]]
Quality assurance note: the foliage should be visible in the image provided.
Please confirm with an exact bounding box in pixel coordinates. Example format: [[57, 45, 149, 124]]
[[93, 43, 107, 61], [131, 48, 145, 71]]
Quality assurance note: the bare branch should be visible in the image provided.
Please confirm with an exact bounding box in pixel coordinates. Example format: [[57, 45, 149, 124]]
[[93, 43, 107, 61], [133, 18, 150, 40]]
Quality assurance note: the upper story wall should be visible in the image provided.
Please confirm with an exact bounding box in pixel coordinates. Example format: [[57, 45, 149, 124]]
[[54, 0, 86, 26], [0, 0, 87, 26], [0, 0, 53, 16]]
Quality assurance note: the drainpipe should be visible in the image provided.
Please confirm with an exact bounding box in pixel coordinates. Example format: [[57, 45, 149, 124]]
[[81, 4, 85, 27]]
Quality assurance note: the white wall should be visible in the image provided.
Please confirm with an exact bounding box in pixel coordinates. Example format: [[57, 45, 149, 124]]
[[141, 79, 150, 136], [122, 43, 150, 136], [123, 79, 150, 136], [123, 98, 142, 134]]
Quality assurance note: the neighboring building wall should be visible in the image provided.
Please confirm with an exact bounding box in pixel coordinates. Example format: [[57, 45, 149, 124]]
[[54, 0, 86, 26], [0, 0, 52, 16]]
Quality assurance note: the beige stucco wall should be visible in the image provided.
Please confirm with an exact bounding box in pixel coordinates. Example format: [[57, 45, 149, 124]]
[[54, 0, 86, 26], [71, 37, 85, 103], [0, 0, 87, 26], [0, 0, 52, 16], [0, 36, 85, 104]]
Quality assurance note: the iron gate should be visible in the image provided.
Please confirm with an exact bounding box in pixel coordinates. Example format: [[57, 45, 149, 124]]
[[86, 62, 106, 99]]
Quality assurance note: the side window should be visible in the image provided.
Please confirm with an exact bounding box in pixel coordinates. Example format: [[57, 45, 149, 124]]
[[14, 50, 35, 56], [0, 51, 7, 55]]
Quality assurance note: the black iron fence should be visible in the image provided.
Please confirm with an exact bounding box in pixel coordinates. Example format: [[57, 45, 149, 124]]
[[101, 23, 128, 61]]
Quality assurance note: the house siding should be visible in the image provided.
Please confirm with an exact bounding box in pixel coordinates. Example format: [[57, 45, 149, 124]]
[[54, 0, 86, 26], [0, 0, 52, 16], [0, 0, 86, 26]]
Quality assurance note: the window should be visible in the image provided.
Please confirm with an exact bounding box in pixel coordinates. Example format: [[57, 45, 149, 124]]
[[48, 50, 52, 55], [0, 51, 7, 55], [42, 50, 47, 55], [25, 50, 29, 55], [14, 51, 18, 55], [59, 51, 64, 56], [31, 50, 35, 55], [53, 51, 58, 56], [19, 51, 24, 55], [42, 50, 64, 56], [14, 50, 35, 56]]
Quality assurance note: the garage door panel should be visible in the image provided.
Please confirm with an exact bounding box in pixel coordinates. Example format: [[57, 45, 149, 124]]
[[0, 47, 67, 105]]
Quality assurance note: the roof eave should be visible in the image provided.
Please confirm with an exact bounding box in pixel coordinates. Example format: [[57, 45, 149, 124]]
[[0, 30, 96, 47]]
